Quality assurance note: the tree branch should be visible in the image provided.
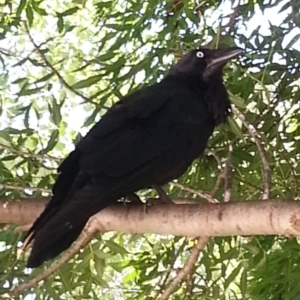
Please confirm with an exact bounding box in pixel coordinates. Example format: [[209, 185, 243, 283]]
[[232, 106, 271, 199], [159, 236, 210, 300], [0, 184, 51, 194], [171, 182, 218, 203], [0, 141, 61, 163], [209, 149, 223, 200], [1, 198, 300, 237], [10, 218, 96, 297], [3, 198, 300, 296]]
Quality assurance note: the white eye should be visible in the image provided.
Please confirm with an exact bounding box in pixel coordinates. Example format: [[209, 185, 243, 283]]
[[196, 51, 204, 58]]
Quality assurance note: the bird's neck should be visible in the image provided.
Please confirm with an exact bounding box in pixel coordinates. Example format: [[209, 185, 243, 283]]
[[205, 79, 231, 125], [166, 74, 231, 125]]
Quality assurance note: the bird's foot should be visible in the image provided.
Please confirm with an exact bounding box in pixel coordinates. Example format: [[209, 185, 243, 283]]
[[152, 184, 174, 204], [125, 193, 143, 204], [143, 195, 174, 214]]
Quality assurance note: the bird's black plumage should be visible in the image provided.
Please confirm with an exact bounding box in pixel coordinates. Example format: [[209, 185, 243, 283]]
[[25, 47, 243, 268]]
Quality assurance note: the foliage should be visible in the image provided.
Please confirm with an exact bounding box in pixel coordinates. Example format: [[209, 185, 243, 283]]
[[0, 0, 300, 298]]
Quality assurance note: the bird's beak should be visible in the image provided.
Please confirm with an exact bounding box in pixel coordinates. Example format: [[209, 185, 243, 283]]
[[203, 47, 243, 79]]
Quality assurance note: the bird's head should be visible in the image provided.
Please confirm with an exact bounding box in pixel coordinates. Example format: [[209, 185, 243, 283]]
[[169, 47, 243, 81]]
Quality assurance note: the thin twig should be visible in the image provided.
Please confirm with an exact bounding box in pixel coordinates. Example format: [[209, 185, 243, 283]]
[[276, 135, 298, 199], [224, 142, 233, 202], [208, 149, 222, 167], [10, 217, 97, 297], [0, 141, 61, 163], [158, 236, 210, 300], [0, 184, 51, 194], [158, 238, 187, 295], [210, 170, 224, 200], [171, 182, 217, 203], [290, 0, 300, 28], [232, 106, 271, 200], [220, 2, 240, 36], [23, 22, 108, 109], [209, 150, 224, 200]]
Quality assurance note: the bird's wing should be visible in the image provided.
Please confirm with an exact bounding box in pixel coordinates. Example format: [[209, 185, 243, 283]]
[[77, 81, 195, 178]]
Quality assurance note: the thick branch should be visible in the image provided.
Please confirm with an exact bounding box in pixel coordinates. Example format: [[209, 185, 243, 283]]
[[1, 199, 300, 237]]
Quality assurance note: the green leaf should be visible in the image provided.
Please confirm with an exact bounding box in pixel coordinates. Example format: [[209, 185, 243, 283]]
[[72, 74, 102, 89], [33, 73, 53, 84], [12, 58, 28, 67], [50, 97, 62, 125], [224, 263, 243, 290], [228, 117, 244, 139], [240, 268, 247, 297], [12, 77, 28, 84], [31, 1, 48, 15], [24, 104, 31, 128], [18, 87, 43, 96], [105, 240, 128, 255], [42, 129, 59, 153], [25, 5, 34, 26], [94, 276, 109, 288], [94, 257, 105, 279], [229, 93, 246, 108], [93, 249, 113, 259], [60, 7, 80, 17], [98, 51, 116, 61], [16, 0, 27, 17], [59, 269, 73, 293], [57, 15, 64, 33]]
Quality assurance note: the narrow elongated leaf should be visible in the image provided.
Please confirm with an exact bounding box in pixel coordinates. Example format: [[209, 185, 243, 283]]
[[18, 87, 43, 96], [25, 5, 34, 26], [72, 75, 102, 89], [33, 73, 53, 84], [228, 117, 244, 139], [16, 0, 27, 16], [42, 130, 59, 153], [60, 7, 79, 17]]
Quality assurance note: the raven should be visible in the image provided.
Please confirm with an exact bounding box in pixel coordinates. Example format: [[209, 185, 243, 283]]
[[25, 47, 243, 268]]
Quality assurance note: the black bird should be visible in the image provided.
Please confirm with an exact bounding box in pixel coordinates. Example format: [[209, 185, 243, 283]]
[[25, 47, 243, 268]]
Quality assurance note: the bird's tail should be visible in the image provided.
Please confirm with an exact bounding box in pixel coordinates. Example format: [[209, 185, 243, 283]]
[[26, 193, 112, 268]]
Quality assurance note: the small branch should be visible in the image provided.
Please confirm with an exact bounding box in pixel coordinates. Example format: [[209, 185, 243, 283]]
[[10, 218, 97, 297], [232, 106, 271, 200], [171, 182, 217, 203], [210, 170, 224, 200], [209, 150, 223, 200], [0, 141, 61, 163], [224, 142, 233, 202], [158, 236, 210, 300], [208, 149, 222, 167], [290, 0, 300, 28], [157, 238, 187, 295], [0, 184, 51, 194], [169, 150, 224, 299], [23, 22, 107, 109], [276, 135, 298, 199], [220, 2, 240, 36]]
